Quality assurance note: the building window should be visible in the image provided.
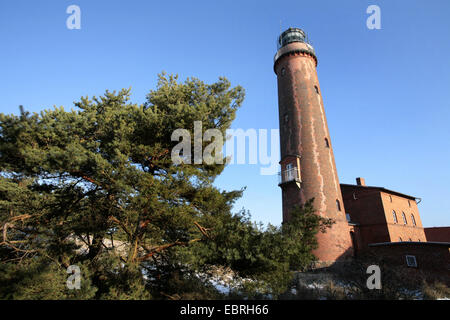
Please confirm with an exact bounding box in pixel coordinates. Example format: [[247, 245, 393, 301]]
[[409, 238, 412, 242], [399, 237, 402, 242], [402, 212, 407, 225], [314, 85, 319, 94], [324, 138, 330, 148], [408, 200, 411, 207], [392, 210, 398, 223], [411, 214, 416, 226], [336, 199, 341, 211], [286, 163, 294, 181], [389, 195, 392, 202], [281, 67, 286, 76], [405, 255, 417, 268], [279, 162, 300, 184]]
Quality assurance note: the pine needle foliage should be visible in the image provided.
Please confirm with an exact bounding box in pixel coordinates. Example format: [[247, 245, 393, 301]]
[[0, 73, 331, 299]]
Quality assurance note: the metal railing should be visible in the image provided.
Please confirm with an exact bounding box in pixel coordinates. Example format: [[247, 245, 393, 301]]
[[277, 28, 314, 50], [278, 167, 301, 185]]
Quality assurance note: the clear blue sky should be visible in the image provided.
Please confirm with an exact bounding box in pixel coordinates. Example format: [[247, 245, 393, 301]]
[[1, 1, 449, 227]]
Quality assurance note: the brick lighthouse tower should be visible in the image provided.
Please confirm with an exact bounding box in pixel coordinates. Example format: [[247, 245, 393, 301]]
[[274, 28, 353, 265]]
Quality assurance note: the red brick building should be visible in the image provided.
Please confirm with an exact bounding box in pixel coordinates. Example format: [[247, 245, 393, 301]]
[[367, 242, 450, 285], [425, 227, 450, 242], [340, 178, 449, 281], [274, 28, 450, 276], [341, 177, 427, 254], [274, 28, 353, 265]]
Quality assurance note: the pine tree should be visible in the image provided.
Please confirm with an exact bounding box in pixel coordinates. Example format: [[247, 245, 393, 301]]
[[0, 73, 332, 299]]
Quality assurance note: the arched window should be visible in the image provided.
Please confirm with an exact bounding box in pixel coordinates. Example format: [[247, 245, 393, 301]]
[[392, 210, 398, 223], [402, 212, 407, 225], [336, 199, 341, 211], [324, 138, 330, 148], [411, 214, 416, 226]]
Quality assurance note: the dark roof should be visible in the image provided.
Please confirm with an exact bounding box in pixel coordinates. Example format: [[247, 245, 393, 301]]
[[340, 183, 419, 201], [423, 226, 450, 230], [368, 241, 450, 247]]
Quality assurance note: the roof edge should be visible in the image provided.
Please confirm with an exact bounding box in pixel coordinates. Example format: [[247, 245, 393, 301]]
[[368, 241, 450, 247], [340, 183, 418, 200]]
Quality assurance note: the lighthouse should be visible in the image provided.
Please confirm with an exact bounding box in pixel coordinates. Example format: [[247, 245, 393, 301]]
[[274, 28, 353, 265]]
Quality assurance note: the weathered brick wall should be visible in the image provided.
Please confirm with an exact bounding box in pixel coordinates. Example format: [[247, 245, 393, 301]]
[[380, 191, 426, 242], [341, 185, 427, 253], [367, 243, 450, 285], [275, 41, 353, 264], [341, 185, 390, 251], [425, 227, 450, 242]]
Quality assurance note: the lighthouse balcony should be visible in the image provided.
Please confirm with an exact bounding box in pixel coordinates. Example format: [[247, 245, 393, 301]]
[[278, 167, 301, 186]]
